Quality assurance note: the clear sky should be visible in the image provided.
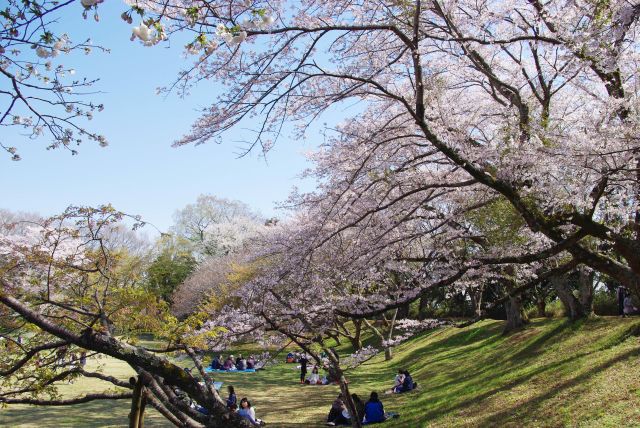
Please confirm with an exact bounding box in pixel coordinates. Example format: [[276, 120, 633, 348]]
[[1, 1, 321, 232]]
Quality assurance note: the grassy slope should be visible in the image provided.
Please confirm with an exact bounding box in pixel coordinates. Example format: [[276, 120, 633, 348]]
[[2, 317, 640, 427]]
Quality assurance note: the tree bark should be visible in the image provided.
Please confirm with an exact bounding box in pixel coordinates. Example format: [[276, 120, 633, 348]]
[[503, 294, 528, 334], [550, 274, 586, 321], [536, 298, 547, 318], [470, 286, 484, 318], [578, 266, 595, 316], [337, 369, 362, 428], [418, 295, 429, 320], [396, 301, 410, 319], [0, 291, 250, 428], [351, 319, 363, 351], [129, 376, 146, 428]]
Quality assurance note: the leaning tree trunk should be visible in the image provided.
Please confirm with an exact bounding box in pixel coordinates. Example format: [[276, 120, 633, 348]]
[[337, 370, 362, 428], [550, 274, 586, 321]]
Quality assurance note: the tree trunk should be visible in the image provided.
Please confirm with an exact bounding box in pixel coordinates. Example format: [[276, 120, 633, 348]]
[[350, 319, 363, 351], [337, 370, 362, 428], [551, 274, 586, 321], [418, 295, 429, 320], [129, 376, 146, 428], [396, 302, 410, 319], [578, 266, 595, 317], [383, 309, 398, 361], [536, 298, 547, 318], [470, 286, 484, 318], [503, 294, 528, 334]]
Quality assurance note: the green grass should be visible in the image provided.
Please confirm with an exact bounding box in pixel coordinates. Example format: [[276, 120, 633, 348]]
[[3, 317, 640, 427]]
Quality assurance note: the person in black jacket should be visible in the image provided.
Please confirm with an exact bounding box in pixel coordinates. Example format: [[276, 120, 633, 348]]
[[299, 354, 309, 384]]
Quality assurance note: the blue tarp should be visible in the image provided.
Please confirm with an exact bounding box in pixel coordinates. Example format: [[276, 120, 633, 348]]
[[205, 368, 256, 373]]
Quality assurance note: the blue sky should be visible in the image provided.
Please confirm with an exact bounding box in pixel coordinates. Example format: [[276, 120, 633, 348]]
[[1, 1, 322, 232]]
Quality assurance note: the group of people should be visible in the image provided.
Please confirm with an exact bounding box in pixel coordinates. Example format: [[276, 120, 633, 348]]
[[297, 353, 340, 385], [226, 385, 266, 426], [326, 392, 389, 426], [210, 354, 258, 371], [390, 369, 416, 394], [618, 286, 639, 316]]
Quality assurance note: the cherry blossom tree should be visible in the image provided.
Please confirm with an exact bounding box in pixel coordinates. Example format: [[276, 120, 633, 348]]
[[122, 0, 640, 297], [0, 0, 111, 160], [172, 194, 264, 259], [0, 206, 252, 427]]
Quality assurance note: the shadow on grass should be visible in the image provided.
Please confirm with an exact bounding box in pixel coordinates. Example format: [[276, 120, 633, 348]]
[[1, 400, 171, 428], [478, 346, 640, 426]]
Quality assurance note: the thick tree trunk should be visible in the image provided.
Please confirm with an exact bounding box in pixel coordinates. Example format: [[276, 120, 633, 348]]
[[578, 266, 595, 316], [396, 302, 410, 319], [503, 294, 528, 334], [350, 319, 363, 351], [502, 267, 528, 334], [0, 293, 250, 428], [551, 274, 586, 321], [470, 286, 484, 318]]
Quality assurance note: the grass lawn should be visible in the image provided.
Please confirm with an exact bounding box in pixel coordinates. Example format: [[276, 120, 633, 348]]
[[2, 316, 640, 427]]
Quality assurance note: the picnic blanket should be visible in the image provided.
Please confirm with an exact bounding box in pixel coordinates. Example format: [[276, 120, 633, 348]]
[[205, 368, 256, 373]]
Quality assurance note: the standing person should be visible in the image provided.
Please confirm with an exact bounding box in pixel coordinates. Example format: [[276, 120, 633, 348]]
[[226, 385, 237, 410], [238, 397, 265, 426], [79, 351, 87, 367], [617, 286, 627, 317], [299, 353, 309, 384], [363, 391, 385, 424]]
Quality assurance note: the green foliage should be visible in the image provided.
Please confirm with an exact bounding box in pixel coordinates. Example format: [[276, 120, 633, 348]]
[[464, 197, 526, 248], [144, 236, 196, 302]]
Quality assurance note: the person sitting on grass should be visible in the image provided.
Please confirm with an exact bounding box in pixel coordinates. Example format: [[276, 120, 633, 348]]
[[238, 397, 265, 426], [247, 355, 256, 369], [224, 356, 237, 371], [226, 385, 237, 410], [326, 394, 351, 426], [237, 356, 248, 370], [391, 369, 405, 393], [308, 365, 321, 384], [363, 392, 385, 424], [210, 355, 222, 370], [399, 370, 415, 392]]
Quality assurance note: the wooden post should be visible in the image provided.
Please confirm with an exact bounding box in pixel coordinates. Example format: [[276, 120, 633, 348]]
[[129, 376, 146, 428]]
